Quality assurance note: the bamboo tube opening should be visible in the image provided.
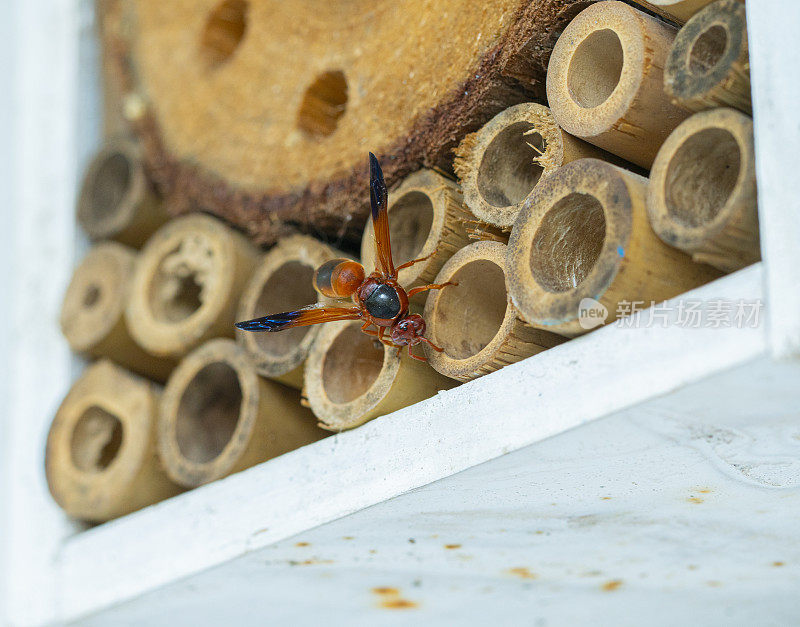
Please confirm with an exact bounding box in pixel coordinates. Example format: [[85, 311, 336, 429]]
[[689, 24, 728, 75], [507, 158, 720, 336], [665, 128, 739, 227], [529, 193, 607, 293], [647, 108, 757, 272], [78, 140, 167, 247], [431, 260, 507, 360], [60, 242, 177, 382], [175, 362, 242, 464], [46, 361, 182, 521], [664, 0, 750, 114], [567, 29, 624, 109], [296, 70, 349, 138], [127, 214, 259, 358], [237, 235, 339, 388], [477, 124, 546, 208], [547, 1, 689, 169], [322, 325, 385, 404], [70, 406, 124, 473], [200, 0, 249, 68], [424, 241, 565, 382], [159, 339, 325, 486]]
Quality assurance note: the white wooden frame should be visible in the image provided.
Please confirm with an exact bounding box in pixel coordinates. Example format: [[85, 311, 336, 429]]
[[2, 1, 798, 624]]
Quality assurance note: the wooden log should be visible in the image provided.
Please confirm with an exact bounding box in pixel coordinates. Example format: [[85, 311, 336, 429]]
[[506, 158, 720, 336], [647, 108, 758, 272], [360, 169, 471, 304], [454, 103, 612, 229], [158, 338, 326, 488], [631, 0, 731, 24], [104, 0, 596, 246], [422, 241, 565, 382], [126, 214, 259, 359], [237, 235, 341, 390], [77, 139, 168, 248], [304, 321, 456, 431], [546, 0, 691, 169], [60, 242, 176, 382], [664, 0, 750, 114], [45, 360, 182, 522]]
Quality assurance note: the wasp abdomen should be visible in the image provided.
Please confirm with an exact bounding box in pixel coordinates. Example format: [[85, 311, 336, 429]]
[[313, 259, 365, 299]]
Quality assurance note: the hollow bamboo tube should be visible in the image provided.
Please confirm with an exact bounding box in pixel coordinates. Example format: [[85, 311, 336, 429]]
[[60, 242, 177, 382], [360, 169, 471, 304], [304, 321, 457, 431], [506, 158, 721, 336], [77, 139, 168, 247], [453, 103, 614, 229], [126, 214, 259, 359], [632, 0, 730, 24], [647, 108, 758, 272], [422, 241, 566, 382], [45, 360, 182, 522], [546, 1, 690, 169], [158, 338, 326, 487], [237, 235, 341, 390], [664, 0, 750, 114]]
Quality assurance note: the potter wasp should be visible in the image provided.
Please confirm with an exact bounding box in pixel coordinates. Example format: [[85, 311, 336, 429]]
[[235, 153, 455, 361]]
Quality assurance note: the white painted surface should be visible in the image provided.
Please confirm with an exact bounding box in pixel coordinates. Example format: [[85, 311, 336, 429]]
[[748, 1, 800, 359], [56, 266, 766, 622], [74, 356, 800, 626]]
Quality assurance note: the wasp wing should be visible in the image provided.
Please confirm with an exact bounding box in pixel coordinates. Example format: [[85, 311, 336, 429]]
[[235, 304, 362, 332], [369, 152, 395, 278]]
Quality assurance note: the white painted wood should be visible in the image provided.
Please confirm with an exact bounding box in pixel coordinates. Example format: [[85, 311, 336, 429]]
[[73, 356, 800, 626], [55, 266, 767, 621], [747, 1, 800, 359], [1, 1, 99, 625]]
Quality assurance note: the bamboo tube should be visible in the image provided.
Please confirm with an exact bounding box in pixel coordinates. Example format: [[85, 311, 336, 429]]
[[546, 1, 690, 169], [422, 241, 566, 382], [126, 214, 259, 359], [60, 242, 177, 382], [304, 321, 456, 431], [77, 139, 168, 247], [158, 339, 326, 487], [453, 103, 613, 229], [237, 235, 340, 390], [632, 0, 728, 24], [664, 0, 750, 114], [360, 169, 471, 304], [45, 360, 182, 522], [647, 108, 758, 272], [506, 158, 721, 336]]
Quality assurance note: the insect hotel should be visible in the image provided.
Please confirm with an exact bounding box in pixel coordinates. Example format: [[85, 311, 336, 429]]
[[2, 0, 799, 624]]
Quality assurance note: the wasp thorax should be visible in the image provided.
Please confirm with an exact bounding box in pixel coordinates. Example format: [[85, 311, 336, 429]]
[[313, 259, 365, 299], [363, 283, 402, 321]]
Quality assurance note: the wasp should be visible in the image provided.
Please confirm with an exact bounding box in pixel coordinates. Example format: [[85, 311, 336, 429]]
[[235, 153, 455, 361]]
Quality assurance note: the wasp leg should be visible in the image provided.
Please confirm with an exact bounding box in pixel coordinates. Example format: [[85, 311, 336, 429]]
[[421, 336, 445, 353], [361, 320, 380, 337], [395, 249, 438, 272], [407, 281, 458, 299], [407, 344, 427, 362]]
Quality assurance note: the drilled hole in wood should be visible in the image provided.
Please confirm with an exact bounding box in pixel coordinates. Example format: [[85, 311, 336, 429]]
[[83, 284, 101, 308], [478, 123, 545, 207], [389, 191, 434, 268], [322, 324, 384, 404], [665, 128, 740, 227], [253, 261, 316, 355], [70, 406, 124, 473], [88, 152, 131, 223], [297, 70, 348, 138], [176, 362, 242, 463], [433, 260, 506, 360], [689, 24, 728, 76], [568, 29, 624, 109], [200, 0, 249, 68], [531, 193, 606, 293]]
